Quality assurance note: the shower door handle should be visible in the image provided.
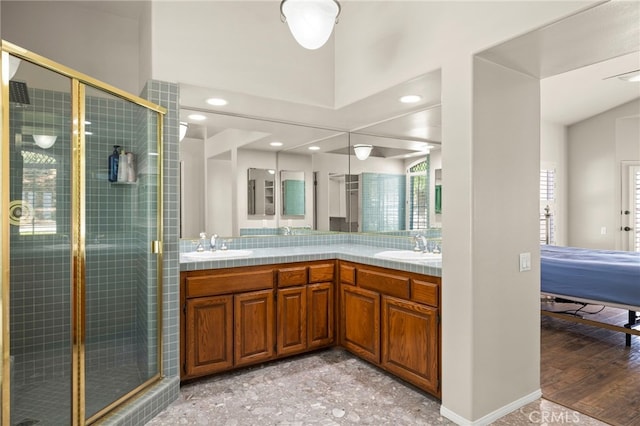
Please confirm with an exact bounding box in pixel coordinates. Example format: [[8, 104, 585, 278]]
[[623, 226, 632, 232], [151, 240, 162, 254]]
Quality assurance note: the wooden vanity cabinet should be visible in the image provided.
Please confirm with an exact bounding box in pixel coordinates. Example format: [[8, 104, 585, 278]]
[[181, 265, 276, 379], [276, 262, 335, 356], [339, 261, 441, 397], [181, 261, 336, 380]]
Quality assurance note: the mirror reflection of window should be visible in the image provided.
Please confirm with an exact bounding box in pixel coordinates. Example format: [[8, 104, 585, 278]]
[[19, 150, 58, 235], [407, 160, 429, 230]]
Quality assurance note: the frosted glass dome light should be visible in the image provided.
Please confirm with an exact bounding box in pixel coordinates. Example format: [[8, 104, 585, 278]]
[[281, 0, 341, 50], [353, 144, 373, 161], [33, 135, 57, 149]]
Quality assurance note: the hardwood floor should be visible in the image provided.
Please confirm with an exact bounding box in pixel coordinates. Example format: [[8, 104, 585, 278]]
[[541, 302, 640, 426]]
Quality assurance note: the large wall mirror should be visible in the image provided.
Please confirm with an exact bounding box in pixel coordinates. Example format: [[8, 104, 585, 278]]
[[178, 69, 443, 239]]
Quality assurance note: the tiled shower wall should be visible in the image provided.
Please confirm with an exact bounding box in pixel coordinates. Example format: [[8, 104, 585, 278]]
[[9, 87, 73, 384], [9, 87, 160, 383]]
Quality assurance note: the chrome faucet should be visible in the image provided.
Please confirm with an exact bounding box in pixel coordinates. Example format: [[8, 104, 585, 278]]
[[283, 226, 292, 236], [196, 232, 207, 252], [413, 234, 428, 252], [210, 234, 219, 251]]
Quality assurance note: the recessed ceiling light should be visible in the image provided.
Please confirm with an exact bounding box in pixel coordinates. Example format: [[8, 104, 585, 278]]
[[188, 114, 206, 121], [270, 141, 283, 147], [399, 95, 422, 104], [206, 97, 228, 106], [308, 146, 321, 151]]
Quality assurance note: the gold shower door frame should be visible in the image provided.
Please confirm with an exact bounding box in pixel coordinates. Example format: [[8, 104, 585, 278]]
[[0, 41, 166, 426]]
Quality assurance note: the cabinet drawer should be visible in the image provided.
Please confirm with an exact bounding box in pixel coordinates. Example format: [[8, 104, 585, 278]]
[[357, 268, 409, 299], [278, 266, 308, 287], [340, 264, 356, 285], [309, 263, 335, 283], [186, 269, 274, 298], [411, 279, 439, 307]]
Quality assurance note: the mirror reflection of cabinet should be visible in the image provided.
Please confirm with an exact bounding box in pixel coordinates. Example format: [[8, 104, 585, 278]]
[[247, 168, 276, 217], [281, 170, 305, 218]]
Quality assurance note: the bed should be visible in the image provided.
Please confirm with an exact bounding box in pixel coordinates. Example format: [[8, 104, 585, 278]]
[[540, 245, 640, 346]]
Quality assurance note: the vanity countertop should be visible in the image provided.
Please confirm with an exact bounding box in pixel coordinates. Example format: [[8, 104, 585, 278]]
[[179, 244, 442, 277]]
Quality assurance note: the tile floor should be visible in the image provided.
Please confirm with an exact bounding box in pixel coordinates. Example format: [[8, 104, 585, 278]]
[[147, 348, 605, 425]]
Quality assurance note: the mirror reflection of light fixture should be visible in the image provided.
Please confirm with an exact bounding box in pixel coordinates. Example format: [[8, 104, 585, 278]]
[[280, 0, 341, 50], [179, 122, 188, 141], [32, 135, 57, 149], [353, 144, 373, 161]]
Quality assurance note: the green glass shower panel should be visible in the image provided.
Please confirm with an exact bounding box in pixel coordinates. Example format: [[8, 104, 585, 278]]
[[83, 86, 160, 420], [8, 56, 73, 426]]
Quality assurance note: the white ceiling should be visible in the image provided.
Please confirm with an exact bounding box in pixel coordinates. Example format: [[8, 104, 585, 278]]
[[79, 1, 639, 150]]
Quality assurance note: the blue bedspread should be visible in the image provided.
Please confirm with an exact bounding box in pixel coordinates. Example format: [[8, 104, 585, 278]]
[[541, 245, 640, 308]]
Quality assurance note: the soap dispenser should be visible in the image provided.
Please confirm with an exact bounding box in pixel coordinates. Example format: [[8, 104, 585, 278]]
[[108, 145, 121, 182]]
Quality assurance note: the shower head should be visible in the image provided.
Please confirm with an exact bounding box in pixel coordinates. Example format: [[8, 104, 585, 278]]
[[9, 80, 30, 105]]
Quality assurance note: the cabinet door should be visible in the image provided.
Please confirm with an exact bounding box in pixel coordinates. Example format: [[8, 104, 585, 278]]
[[235, 289, 275, 367], [382, 296, 439, 395], [307, 282, 334, 349], [277, 286, 307, 355], [185, 295, 233, 377], [340, 284, 380, 363]]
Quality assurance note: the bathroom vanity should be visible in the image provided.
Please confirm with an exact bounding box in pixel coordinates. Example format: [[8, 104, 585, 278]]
[[180, 252, 441, 398]]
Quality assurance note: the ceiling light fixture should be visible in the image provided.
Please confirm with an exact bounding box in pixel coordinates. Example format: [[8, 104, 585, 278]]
[[179, 122, 189, 142], [206, 97, 228, 106], [617, 70, 640, 82], [399, 95, 422, 104], [353, 144, 373, 161], [270, 141, 283, 147], [308, 146, 321, 151], [280, 0, 341, 50], [33, 134, 57, 149], [188, 114, 206, 121], [9, 55, 21, 80]]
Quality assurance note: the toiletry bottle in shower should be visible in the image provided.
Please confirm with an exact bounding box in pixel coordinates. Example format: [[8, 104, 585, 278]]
[[126, 152, 136, 182], [118, 148, 128, 182], [108, 145, 121, 182]]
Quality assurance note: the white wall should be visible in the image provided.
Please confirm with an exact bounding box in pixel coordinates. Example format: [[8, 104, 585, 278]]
[[1, 1, 144, 95], [334, 1, 591, 108], [207, 158, 233, 237], [151, 1, 335, 108], [540, 121, 568, 246], [441, 55, 542, 423], [567, 99, 640, 249], [179, 138, 205, 237]]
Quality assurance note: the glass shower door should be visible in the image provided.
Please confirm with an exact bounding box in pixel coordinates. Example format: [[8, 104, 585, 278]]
[[7, 54, 74, 426], [82, 86, 161, 421]]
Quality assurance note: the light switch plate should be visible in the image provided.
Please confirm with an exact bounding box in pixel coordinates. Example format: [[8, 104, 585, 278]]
[[519, 252, 531, 272]]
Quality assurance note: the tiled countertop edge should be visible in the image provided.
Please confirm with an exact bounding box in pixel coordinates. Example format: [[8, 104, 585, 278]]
[[179, 244, 442, 277]]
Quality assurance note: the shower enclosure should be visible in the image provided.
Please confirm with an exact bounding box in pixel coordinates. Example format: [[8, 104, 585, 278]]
[[1, 41, 165, 425]]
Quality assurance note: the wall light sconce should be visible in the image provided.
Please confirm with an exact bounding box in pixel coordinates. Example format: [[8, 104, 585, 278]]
[[33, 135, 57, 149], [353, 144, 373, 161], [280, 0, 341, 50], [179, 122, 188, 142]]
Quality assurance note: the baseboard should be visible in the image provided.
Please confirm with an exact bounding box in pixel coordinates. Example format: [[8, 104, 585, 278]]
[[440, 389, 542, 425]]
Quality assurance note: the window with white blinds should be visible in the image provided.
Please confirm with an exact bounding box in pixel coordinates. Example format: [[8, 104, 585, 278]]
[[540, 169, 555, 245]]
